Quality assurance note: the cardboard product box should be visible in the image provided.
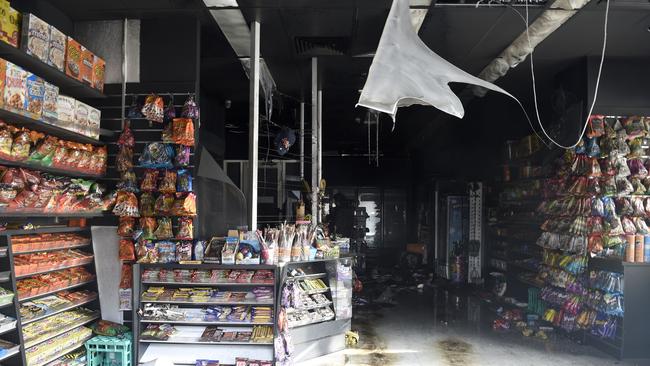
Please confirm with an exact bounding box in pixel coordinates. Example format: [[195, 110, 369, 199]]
[[92, 56, 105, 92], [0, 2, 20, 48], [55, 94, 76, 129], [47, 25, 65, 72], [65, 37, 82, 81], [0, 58, 6, 108], [25, 73, 44, 120], [80, 46, 94, 86], [87, 105, 100, 140], [74, 99, 89, 136], [21, 13, 50, 63], [4, 61, 26, 113], [42, 82, 58, 122]]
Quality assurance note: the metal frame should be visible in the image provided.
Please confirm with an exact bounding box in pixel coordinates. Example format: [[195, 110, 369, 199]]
[[248, 20, 261, 230]]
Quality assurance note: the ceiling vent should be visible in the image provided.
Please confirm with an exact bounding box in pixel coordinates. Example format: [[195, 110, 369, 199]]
[[294, 37, 349, 57]]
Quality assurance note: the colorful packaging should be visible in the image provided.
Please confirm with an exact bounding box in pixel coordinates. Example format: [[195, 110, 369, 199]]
[[80, 46, 94, 86], [0, 3, 20, 48], [4, 62, 26, 112], [21, 14, 50, 63], [42, 82, 59, 122], [47, 25, 66, 72], [25, 73, 44, 119], [0, 58, 6, 108], [92, 56, 105, 92], [65, 37, 82, 81], [87, 106, 100, 140], [56, 95, 76, 128], [74, 100, 89, 136]]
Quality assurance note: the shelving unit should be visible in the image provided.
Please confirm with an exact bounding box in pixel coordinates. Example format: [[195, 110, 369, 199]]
[[133, 263, 277, 365], [0, 157, 104, 179]]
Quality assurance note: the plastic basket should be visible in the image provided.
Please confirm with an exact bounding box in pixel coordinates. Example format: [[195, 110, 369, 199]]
[[85, 333, 132, 366]]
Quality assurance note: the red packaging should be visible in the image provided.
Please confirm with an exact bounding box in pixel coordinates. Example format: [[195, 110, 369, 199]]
[[80, 46, 94, 86]]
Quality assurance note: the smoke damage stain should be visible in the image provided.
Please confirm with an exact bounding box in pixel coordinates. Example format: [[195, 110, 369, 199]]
[[344, 309, 395, 365], [437, 338, 474, 366]]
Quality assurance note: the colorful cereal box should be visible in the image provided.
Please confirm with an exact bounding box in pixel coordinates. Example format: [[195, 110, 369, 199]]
[[74, 100, 89, 135], [0, 58, 6, 108], [25, 73, 44, 119], [55, 94, 75, 128], [4, 62, 26, 113], [42, 82, 59, 122], [80, 46, 94, 86], [87, 106, 100, 140], [0, 2, 20, 48], [48, 25, 66, 72], [21, 13, 50, 63], [92, 56, 105, 92], [65, 37, 82, 81]]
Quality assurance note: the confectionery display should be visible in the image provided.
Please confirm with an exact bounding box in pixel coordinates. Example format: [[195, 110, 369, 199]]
[[24, 326, 92, 366], [141, 303, 273, 325], [20, 290, 97, 322], [140, 323, 273, 345], [141, 268, 274, 284], [16, 267, 95, 300], [22, 307, 97, 346], [0, 286, 14, 306], [0, 121, 107, 175], [14, 249, 93, 276], [141, 286, 273, 305], [11, 232, 90, 253]]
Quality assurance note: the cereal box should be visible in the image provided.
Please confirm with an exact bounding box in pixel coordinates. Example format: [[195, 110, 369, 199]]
[[87, 106, 100, 140], [80, 46, 94, 86], [55, 94, 75, 128], [25, 73, 44, 119], [92, 56, 105, 92], [47, 25, 65, 72], [0, 58, 6, 108], [0, 3, 20, 48], [65, 37, 82, 81], [74, 100, 89, 136], [21, 14, 50, 63], [42, 82, 58, 122], [4, 62, 26, 113]]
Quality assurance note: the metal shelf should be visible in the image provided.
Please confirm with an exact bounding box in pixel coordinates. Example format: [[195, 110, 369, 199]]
[[21, 295, 98, 325], [142, 281, 273, 287], [19, 279, 95, 302], [288, 316, 336, 329], [301, 288, 329, 295], [140, 319, 274, 326], [29, 340, 89, 366], [0, 158, 104, 179], [24, 314, 99, 348], [142, 300, 274, 306], [0, 41, 105, 100], [13, 242, 91, 255], [0, 211, 105, 218], [140, 339, 273, 346], [286, 301, 332, 313], [16, 260, 94, 279], [140, 263, 277, 270], [285, 273, 327, 281], [0, 345, 20, 362], [0, 226, 88, 236]]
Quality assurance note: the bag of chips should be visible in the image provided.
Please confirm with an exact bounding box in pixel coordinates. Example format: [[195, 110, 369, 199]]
[[153, 217, 173, 239], [117, 216, 136, 237], [11, 129, 33, 160], [141, 169, 159, 192], [587, 115, 605, 138], [117, 147, 134, 173], [164, 97, 176, 121], [175, 145, 191, 166], [172, 118, 195, 146], [142, 94, 164, 123], [172, 193, 196, 216], [157, 241, 176, 263], [158, 170, 177, 194], [181, 95, 199, 119], [140, 217, 157, 240], [112, 191, 139, 217], [27, 136, 58, 165], [0, 123, 13, 158], [139, 142, 174, 169], [136, 240, 159, 263], [161, 122, 173, 144], [119, 239, 136, 261], [176, 241, 192, 262], [116, 170, 139, 193], [177, 217, 194, 239], [118, 123, 135, 147], [155, 194, 175, 215], [139, 192, 156, 217], [177, 169, 192, 192]]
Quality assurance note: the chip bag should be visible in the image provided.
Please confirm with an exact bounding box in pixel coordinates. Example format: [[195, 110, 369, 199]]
[[142, 94, 164, 123], [181, 95, 199, 119], [141, 169, 159, 192], [172, 118, 195, 146], [139, 142, 174, 169], [119, 239, 136, 261], [159, 170, 177, 194], [153, 217, 173, 239]]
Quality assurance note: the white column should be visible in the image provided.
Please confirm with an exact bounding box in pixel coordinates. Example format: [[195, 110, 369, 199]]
[[299, 102, 305, 180], [317, 89, 323, 222], [247, 20, 260, 230], [311, 57, 318, 226]]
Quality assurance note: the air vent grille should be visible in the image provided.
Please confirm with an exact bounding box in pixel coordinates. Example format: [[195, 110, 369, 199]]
[[294, 37, 349, 57]]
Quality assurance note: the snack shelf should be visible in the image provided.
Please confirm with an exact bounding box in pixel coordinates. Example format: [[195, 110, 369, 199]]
[[0, 157, 104, 179], [21, 295, 98, 325], [0, 344, 20, 362], [139, 339, 273, 346], [0, 322, 16, 335], [19, 279, 95, 302], [16, 259, 94, 279], [286, 273, 327, 281], [29, 339, 89, 366], [142, 281, 274, 287], [24, 313, 99, 348], [0, 226, 88, 236], [286, 301, 332, 313], [13, 242, 91, 255], [288, 316, 336, 329], [0, 211, 106, 218], [302, 288, 329, 295], [140, 263, 277, 270], [142, 299, 274, 306], [0, 40, 105, 100], [140, 319, 274, 326]]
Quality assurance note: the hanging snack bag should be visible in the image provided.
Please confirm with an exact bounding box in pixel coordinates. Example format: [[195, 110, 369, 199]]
[[181, 95, 199, 119], [158, 170, 177, 194], [164, 97, 176, 121], [118, 216, 135, 237], [116, 147, 133, 173], [153, 217, 174, 239], [157, 241, 176, 263], [155, 194, 175, 215], [89, 146, 107, 174], [141, 94, 164, 123], [139, 192, 156, 217], [112, 191, 139, 217], [118, 123, 135, 147], [172, 193, 196, 216], [177, 217, 194, 240], [177, 169, 192, 192], [172, 118, 195, 146], [127, 96, 143, 119], [175, 145, 191, 167], [119, 239, 136, 261], [116, 170, 139, 193], [140, 217, 157, 240], [139, 142, 174, 169], [161, 122, 173, 143], [141, 169, 159, 192], [176, 241, 192, 262], [587, 115, 605, 138], [136, 240, 159, 263]]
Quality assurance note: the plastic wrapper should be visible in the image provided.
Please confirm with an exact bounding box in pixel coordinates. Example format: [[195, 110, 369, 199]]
[[172, 118, 195, 146], [153, 217, 174, 239], [634, 217, 650, 234], [176, 241, 192, 262], [91, 320, 130, 337], [158, 170, 177, 194], [172, 193, 196, 216], [117, 147, 134, 173], [155, 194, 175, 215], [11, 130, 33, 160], [120, 264, 133, 289], [175, 145, 191, 167], [141, 169, 159, 192], [585, 137, 600, 158], [161, 122, 173, 143], [118, 216, 136, 237], [615, 198, 633, 217], [118, 123, 135, 147], [141, 94, 164, 123], [177, 169, 192, 192], [112, 191, 139, 217], [587, 115, 605, 138], [0, 123, 13, 158], [164, 97, 176, 122], [140, 217, 157, 240], [89, 146, 108, 174], [139, 192, 156, 217], [633, 198, 646, 216], [27, 136, 57, 165], [139, 143, 174, 169], [136, 240, 159, 263], [622, 217, 636, 235], [177, 217, 194, 240], [119, 239, 136, 261], [116, 170, 139, 193], [616, 177, 634, 196], [102, 190, 118, 210], [157, 241, 176, 263], [181, 95, 199, 119]]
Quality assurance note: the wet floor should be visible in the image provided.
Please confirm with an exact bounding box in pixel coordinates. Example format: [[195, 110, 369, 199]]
[[297, 287, 638, 366]]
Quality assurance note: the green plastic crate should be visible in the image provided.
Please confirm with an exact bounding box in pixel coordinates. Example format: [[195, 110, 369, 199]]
[[85, 333, 132, 366]]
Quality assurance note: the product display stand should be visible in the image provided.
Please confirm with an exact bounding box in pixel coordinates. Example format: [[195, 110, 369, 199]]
[[280, 257, 352, 363], [132, 263, 277, 365]]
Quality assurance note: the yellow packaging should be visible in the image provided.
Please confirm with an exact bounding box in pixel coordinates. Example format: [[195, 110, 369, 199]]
[[0, 2, 20, 48]]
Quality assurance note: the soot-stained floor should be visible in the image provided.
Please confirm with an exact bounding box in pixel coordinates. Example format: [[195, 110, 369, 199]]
[[297, 287, 637, 366]]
